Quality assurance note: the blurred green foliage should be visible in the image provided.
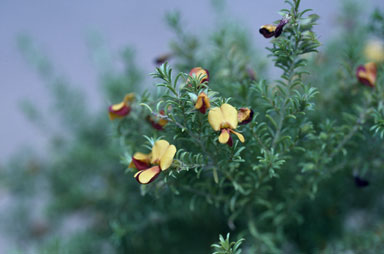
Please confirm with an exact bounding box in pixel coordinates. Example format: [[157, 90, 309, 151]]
[[1, 0, 384, 254]]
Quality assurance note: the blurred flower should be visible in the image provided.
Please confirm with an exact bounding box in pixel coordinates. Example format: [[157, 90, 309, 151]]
[[274, 18, 289, 37], [246, 67, 257, 81], [364, 40, 384, 63], [237, 108, 254, 125], [188, 67, 209, 86], [208, 103, 245, 146], [195, 92, 210, 114], [259, 24, 276, 38], [108, 93, 135, 120], [146, 110, 168, 130], [154, 53, 173, 65], [259, 18, 289, 38], [354, 175, 370, 188], [356, 62, 377, 88], [129, 140, 177, 184]]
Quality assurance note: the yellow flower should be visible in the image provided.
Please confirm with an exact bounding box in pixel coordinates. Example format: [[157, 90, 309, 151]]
[[208, 104, 245, 146], [146, 110, 168, 130], [259, 24, 276, 38], [195, 92, 211, 114], [259, 18, 289, 38], [108, 93, 135, 120], [356, 62, 377, 88], [188, 67, 209, 86], [237, 108, 254, 125], [129, 140, 177, 184], [364, 40, 384, 63]]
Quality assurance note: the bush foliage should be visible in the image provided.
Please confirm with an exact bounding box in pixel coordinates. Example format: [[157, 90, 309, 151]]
[[2, 0, 384, 253]]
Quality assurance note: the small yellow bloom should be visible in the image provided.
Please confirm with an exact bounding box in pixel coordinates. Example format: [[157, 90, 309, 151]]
[[188, 67, 209, 86], [259, 18, 289, 38], [356, 62, 377, 88], [195, 92, 211, 114], [146, 110, 168, 130], [129, 140, 177, 184], [208, 104, 245, 146], [364, 40, 384, 63], [259, 24, 276, 38], [238, 108, 254, 125], [108, 93, 135, 120]]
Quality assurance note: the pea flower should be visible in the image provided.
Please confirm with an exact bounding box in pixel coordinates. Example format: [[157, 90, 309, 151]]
[[195, 92, 210, 114], [108, 93, 134, 120], [129, 140, 177, 184], [259, 24, 276, 38], [208, 103, 245, 146], [356, 62, 377, 88], [188, 67, 209, 85], [154, 53, 172, 65], [237, 108, 254, 125], [364, 40, 384, 63], [146, 110, 168, 130], [259, 18, 289, 38]]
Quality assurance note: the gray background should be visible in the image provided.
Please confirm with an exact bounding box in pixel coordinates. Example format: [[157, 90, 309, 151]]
[[1, 0, 383, 162]]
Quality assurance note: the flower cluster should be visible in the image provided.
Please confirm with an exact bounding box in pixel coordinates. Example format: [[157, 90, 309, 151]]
[[109, 67, 254, 184]]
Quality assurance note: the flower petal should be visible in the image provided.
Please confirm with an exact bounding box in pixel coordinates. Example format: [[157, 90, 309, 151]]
[[221, 104, 238, 129], [259, 25, 276, 38], [219, 129, 230, 144], [195, 96, 204, 110], [230, 130, 245, 143], [204, 95, 211, 110], [134, 166, 161, 184], [110, 102, 126, 111], [109, 112, 119, 120], [129, 152, 151, 170], [364, 40, 384, 63], [189, 67, 209, 83], [123, 93, 135, 103], [208, 107, 224, 131], [160, 145, 177, 171], [238, 108, 254, 125], [274, 18, 289, 38], [109, 104, 131, 120], [357, 62, 377, 87], [154, 53, 172, 65], [151, 140, 170, 164], [195, 93, 210, 114]]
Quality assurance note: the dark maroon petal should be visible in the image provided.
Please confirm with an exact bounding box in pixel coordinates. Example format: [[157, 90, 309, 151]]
[[259, 27, 275, 38], [227, 134, 233, 147], [154, 53, 172, 65], [109, 105, 131, 116], [203, 69, 210, 83], [274, 18, 289, 38], [199, 101, 207, 114], [356, 65, 375, 88], [132, 157, 151, 171], [146, 116, 164, 130]]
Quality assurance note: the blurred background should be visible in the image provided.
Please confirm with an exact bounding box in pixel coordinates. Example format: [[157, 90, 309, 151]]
[[1, 0, 383, 161], [1, 0, 384, 253]]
